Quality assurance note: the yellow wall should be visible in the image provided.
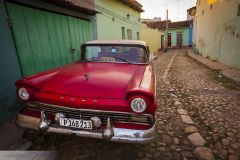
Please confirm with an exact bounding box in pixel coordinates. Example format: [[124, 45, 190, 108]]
[[194, 0, 240, 69], [140, 23, 162, 53]]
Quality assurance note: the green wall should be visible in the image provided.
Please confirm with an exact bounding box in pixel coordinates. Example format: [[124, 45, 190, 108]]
[[163, 27, 190, 47], [7, 2, 93, 77], [0, 1, 95, 122], [95, 0, 140, 40]]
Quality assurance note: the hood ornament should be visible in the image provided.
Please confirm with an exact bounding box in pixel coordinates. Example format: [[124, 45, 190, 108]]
[[83, 73, 89, 80]]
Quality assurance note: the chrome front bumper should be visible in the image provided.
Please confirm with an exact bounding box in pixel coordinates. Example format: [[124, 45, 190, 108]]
[[17, 113, 156, 144]]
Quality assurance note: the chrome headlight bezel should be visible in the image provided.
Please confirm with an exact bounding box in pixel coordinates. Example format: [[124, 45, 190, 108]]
[[18, 87, 30, 101], [130, 97, 147, 113]]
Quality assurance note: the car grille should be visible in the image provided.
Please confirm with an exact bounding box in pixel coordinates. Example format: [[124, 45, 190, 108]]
[[26, 101, 153, 125]]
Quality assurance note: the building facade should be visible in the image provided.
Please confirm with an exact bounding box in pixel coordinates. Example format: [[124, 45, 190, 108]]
[[144, 20, 193, 49], [95, 0, 143, 40], [0, 0, 96, 122], [161, 21, 193, 49], [187, 6, 196, 20], [140, 23, 162, 53], [194, 0, 240, 69]]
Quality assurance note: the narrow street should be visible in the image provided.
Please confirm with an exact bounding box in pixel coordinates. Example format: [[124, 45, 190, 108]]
[[1, 0, 239, 159], [19, 49, 239, 160]]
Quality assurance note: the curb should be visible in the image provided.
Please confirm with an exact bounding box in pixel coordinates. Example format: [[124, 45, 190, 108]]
[[187, 49, 240, 87]]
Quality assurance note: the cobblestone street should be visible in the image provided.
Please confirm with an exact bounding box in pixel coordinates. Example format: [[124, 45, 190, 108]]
[[20, 49, 240, 160]]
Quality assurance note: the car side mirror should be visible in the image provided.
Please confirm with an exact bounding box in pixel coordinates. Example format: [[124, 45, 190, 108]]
[[150, 53, 158, 63]]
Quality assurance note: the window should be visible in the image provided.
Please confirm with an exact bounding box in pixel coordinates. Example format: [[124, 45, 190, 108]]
[[84, 45, 147, 63], [127, 29, 132, 40], [137, 32, 140, 40], [238, 5, 240, 16], [121, 27, 125, 39]]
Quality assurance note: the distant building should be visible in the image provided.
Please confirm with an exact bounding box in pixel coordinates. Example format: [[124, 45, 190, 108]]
[[144, 20, 193, 49], [95, 0, 144, 40], [140, 23, 162, 53], [194, 0, 240, 69], [187, 6, 196, 20], [187, 6, 196, 51], [141, 17, 161, 22]]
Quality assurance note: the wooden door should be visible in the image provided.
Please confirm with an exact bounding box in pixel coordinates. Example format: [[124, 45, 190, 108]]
[[7, 2, 93, 76], [177, 32, 183, 48], [167, 33, 171, 47]]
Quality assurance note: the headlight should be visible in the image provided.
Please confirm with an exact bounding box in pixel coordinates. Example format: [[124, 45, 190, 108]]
[[130, 97, 147, 113], [18, 87, 30, 100]]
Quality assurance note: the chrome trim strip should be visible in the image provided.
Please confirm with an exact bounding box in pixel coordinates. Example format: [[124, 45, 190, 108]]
[[17, 113, 156, 144], [27, 101, 153, 119], [82, 61, 148, 65], [25, 107, 152, 126]]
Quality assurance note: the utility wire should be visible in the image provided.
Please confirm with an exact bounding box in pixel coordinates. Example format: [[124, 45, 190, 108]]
[[82, 0, 161, 31], [149, 0, 186, 9], [99, 10, 144, 30], [98, 0, 141, 19], [82, 0, 141, 26], [86, 0, 141, 26], [90, 4, 148, 30]]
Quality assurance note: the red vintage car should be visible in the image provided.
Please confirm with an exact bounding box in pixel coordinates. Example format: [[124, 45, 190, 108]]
[[15, 40, 157, 143]]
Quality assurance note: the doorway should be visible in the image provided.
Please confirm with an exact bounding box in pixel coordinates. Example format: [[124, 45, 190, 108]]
[[167, 33, 171, 47], [177, 32, 183, 48], [161, 35, 164, 49]]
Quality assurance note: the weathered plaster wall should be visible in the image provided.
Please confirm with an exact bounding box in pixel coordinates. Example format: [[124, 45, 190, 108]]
[[140, 23, 162, 53], [192, 16, 197, 47], [95, 0, 140, 40], [195, 0, 240, 69]]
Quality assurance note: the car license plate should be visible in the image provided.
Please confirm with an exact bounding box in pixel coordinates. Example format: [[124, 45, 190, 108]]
[[59, 118, 92, 130]]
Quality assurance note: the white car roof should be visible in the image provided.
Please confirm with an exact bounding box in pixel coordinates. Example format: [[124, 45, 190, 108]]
[[85, 40, 148, 47]]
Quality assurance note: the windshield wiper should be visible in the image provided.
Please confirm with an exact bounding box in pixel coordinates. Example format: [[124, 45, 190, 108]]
[[83, 57, 133, 64], [112, 56, 133, 64]]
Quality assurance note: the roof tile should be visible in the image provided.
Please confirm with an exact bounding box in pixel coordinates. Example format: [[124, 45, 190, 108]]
[[143, 20, 193, 30], [45, 0, 97, 14]]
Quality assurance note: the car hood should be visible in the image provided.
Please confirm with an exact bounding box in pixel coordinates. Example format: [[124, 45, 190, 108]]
[[40, 62, 140, 99]]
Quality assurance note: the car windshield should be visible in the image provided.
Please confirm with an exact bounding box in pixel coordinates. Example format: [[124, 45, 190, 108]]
[[83, 45, 148, 64]]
